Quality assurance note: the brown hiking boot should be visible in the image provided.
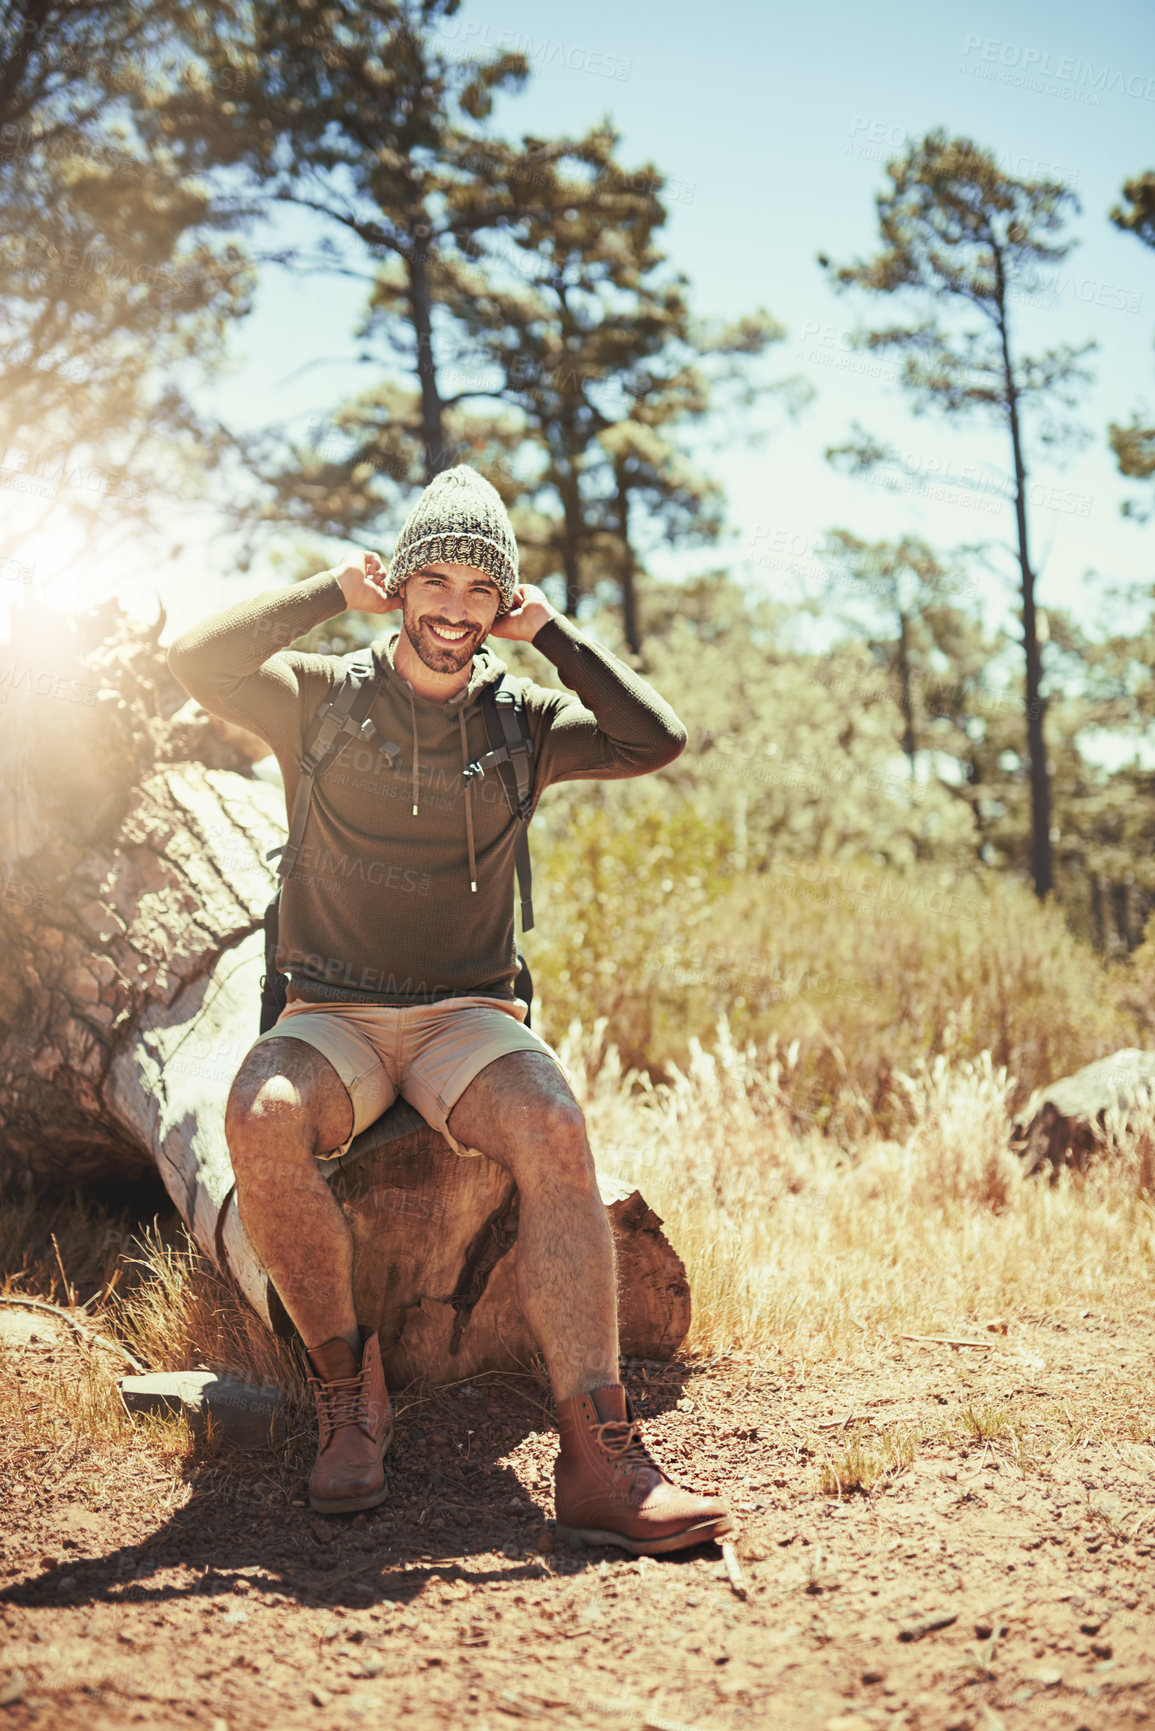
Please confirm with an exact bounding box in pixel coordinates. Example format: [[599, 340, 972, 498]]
[[554, 1384, 732, 1556], [307, 1328, 394, 1514]]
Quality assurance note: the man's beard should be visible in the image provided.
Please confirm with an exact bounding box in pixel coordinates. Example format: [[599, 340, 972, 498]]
[[402, 598, 482, 673]]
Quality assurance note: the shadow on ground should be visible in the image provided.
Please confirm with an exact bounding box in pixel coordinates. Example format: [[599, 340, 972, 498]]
[[1, 1358, 712, 1615]]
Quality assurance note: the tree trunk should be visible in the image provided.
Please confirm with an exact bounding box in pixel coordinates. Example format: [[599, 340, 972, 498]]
[[895, 608, 916, 777], [994, 258, 1052, 899], [614, 460, 642, 656], [408, 231, 448, 483], [556, 458, 583, 618], [0, 608, 690, 1384]]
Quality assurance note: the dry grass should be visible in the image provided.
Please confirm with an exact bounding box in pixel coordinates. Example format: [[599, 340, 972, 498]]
[[3, 1016, 1154, 1486], [113, 1226, 305, 1398], [816, 1422, 917, 1496], [561, 1016, 1155, 1362]]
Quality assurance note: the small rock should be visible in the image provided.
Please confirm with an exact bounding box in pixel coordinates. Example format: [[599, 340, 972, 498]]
[[321, 1621, 342, 1641], [974, 1620, 993, 1639], [861, 1667, 885, 1685], [118, 1372, 285, 1448], [223, 1609, 248, 1627], [0, 1673, 26, 1708], [1031, 1667, 1062, 1687], [309, 1686, 331, 1708], [361, 1654, 385, 1677], [1080, 1616, 1105, 1634], [1091, 1640, 1113, 1659], [898, 1611, 957, 1642], [824, 1716, 873, 1731]]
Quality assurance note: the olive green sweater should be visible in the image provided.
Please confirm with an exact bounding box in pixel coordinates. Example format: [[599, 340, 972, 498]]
[[167, 574, 686, 1006]]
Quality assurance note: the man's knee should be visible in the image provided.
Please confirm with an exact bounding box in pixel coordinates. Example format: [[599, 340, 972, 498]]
[[515, 1088, 597, 1190], [450, 1051, 595, 1187], [225, 1037, 353, 1160]]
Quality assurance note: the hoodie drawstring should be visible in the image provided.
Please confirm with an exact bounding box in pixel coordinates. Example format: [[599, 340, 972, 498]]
[[458, 708, 478, 894], [408, 690, 420, 816]]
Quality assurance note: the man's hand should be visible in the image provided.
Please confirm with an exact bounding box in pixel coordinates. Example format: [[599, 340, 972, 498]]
[[327, 550, 399, 615], [489, 583, 559, 642]]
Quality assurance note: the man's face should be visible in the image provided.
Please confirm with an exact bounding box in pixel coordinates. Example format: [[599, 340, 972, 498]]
[[401, 563, 502, 675]]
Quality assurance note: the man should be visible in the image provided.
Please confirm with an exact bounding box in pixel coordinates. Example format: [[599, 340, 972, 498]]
[[168, 465, 730, 1555]]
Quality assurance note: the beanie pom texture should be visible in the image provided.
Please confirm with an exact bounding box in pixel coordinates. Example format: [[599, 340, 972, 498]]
[[384, 466, 519, 614]]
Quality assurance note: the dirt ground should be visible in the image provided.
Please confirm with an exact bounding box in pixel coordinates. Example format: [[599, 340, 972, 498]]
[[1, 1304, 1153, 1731]]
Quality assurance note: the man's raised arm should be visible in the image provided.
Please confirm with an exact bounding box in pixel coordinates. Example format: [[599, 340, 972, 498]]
[[166, 554, 395, 748], [491, 585, 688, 785]]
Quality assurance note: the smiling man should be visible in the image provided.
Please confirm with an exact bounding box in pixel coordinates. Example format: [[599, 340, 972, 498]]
[[167, 465, 730, 1556]]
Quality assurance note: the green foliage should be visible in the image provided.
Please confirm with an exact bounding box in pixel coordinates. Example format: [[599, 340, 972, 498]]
[[533, 800, 1135, 1130], [529, 583, 1137, 1127], [822, 127, 1095, 899], [1107, 172, 1155, 514], [0, 0, 255, 543]]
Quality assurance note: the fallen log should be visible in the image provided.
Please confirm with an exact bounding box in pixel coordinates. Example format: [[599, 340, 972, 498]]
[[1011, 1048, 1155, 1176], [0, 605, 690, 1383]]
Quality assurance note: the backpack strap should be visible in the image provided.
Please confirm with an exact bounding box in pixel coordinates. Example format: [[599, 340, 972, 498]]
[[465, 677, 536, 931], [269, 651, 396, 881]]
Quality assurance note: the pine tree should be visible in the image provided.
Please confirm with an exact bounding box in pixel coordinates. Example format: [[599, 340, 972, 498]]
[[0, 0, 254, 547], [154, 0, 529, 490], [821, 129, 1095, 899], [1108, 172, 1155, 514], [439, 127, 797, 636]]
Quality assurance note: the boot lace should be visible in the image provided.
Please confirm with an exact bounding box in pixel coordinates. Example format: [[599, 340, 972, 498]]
[[591, 1418, 665, 1477], [311, 1371, 371, 1446]]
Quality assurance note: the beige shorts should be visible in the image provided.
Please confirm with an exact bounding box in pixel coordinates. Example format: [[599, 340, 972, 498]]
[[252, 994, 567, 1159]]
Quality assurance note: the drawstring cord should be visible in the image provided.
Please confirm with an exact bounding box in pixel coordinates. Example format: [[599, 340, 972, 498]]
[[459, 708, 478, 894], [408, 690, 419, 816]]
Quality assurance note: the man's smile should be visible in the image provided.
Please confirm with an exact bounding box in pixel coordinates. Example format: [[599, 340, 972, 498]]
[[424, 619, 474, 643]]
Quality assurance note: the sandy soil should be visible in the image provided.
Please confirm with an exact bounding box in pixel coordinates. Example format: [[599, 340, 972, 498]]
[[1, 1304, 1153, 1731]]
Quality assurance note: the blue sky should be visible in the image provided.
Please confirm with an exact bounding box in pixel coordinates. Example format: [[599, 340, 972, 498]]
[[6, 0, 1153, 644]]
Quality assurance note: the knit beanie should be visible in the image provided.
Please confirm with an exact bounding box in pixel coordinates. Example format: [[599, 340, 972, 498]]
[[384, 465, 519, 614]]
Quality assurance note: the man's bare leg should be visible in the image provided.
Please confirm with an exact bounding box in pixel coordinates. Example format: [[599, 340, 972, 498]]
[[446, 1051, 618, 1403], [226, 1036, 393, 1514], [447, 1050, 730, 1554], [224, 1036, 358, 1355]]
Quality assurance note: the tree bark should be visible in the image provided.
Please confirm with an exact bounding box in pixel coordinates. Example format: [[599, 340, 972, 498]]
[[0, 609, 690, 1383], [614, 459, 642, 656], [408, 231, 448, 483], [994, 250, 1052, 899]]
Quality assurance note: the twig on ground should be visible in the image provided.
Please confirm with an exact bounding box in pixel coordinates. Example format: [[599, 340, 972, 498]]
[[0, 1294, 147, 1373], [721, 1539, 748, 1600], [898, 1333, 996, 1351], [813, 1413, 883, 1429]]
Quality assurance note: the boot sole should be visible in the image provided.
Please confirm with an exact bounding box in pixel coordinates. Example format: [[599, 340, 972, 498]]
[[308, 1428, 394, 1516], [552, 1514, 733, 1556], [309, 1483, 389, 1515]]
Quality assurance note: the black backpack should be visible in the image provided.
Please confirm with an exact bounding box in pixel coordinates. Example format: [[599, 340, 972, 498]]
[[259, 649, 536, 1034]]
